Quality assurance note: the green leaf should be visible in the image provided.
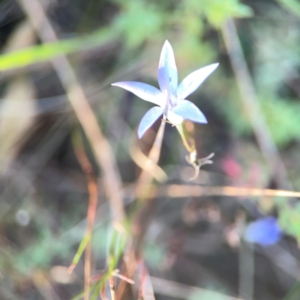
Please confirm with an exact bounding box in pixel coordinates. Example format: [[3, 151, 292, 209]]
[[0, 28, 113, 71], [16, 229, 71, 273], [182, 0, 253, 28], [260, 97, 300, 147], [221, 93, 300, 147], [203, 0, 253, 27], [111, 0, 164, 47], [279, 205, 300, 242]]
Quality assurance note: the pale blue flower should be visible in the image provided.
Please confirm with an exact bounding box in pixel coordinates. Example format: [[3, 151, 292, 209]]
[[112, 40, 219, 138], [244, 217, 282, 246]]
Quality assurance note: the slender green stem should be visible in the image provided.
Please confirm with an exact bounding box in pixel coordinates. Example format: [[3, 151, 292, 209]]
[[176, 123, 195, 153]]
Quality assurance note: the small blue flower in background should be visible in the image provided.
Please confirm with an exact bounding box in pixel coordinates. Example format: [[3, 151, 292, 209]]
[[112, 40, 219, 138], [244, 217, 282, 246]]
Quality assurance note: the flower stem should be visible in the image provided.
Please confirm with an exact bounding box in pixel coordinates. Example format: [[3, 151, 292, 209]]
[[176, 123, 195, 153]]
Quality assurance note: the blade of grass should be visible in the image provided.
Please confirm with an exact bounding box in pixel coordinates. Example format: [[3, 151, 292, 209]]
[[68, 235, 90, 274], [72, 129, 99, 300], [0, 28, 113, 71], [72, 281, 100, 300]]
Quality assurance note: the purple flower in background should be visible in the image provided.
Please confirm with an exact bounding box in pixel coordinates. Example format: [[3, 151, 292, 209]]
[[112, 40, 219, 138], [244, 217, 282, 246]]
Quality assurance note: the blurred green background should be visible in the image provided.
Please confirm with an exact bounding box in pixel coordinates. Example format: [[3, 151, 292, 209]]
[[1, 0, 300, 299]]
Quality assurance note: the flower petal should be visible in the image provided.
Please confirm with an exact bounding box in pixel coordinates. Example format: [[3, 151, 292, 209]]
[[244, 217, 282, 246], [137, 106, 164, 138], [112, 81, 164, 106], [166, 110, 184, 125], [172, 100, 207, 124], [177, 63, 219, 100], [158, 40, 178, 99]]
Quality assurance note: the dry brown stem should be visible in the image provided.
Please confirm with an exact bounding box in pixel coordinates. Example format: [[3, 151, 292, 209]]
[[73, 133, 98, 300], [18, 0, 125, 227]]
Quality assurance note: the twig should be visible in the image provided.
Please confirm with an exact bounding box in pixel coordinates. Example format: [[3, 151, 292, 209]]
[[18, 0, 125, 227], [156, 184, 300, 199], [221, 19, 292, 190], [124, 184, 300, 199], [129, 136, 167, 183], [135, 116, 166, 197], [73, 131, 98, 300], [115, 120, 166, 300], [239, 241, 254, 300], [139, 261, 155, 300]]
